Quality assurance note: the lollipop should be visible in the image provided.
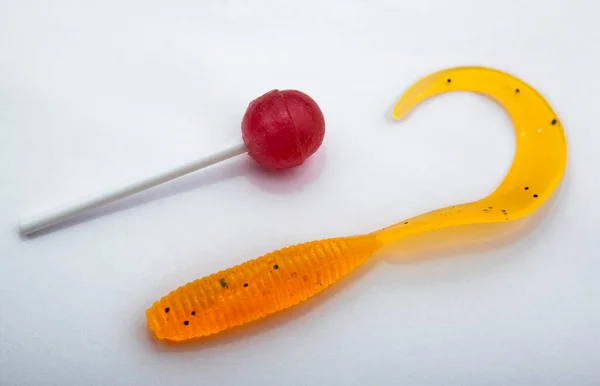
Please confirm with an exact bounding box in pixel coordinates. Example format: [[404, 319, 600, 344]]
[[19, 89, 325, 235], [243, 89, 325, 170]]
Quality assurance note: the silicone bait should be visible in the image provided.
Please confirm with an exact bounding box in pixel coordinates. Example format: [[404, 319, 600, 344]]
[[146, 66, 567, 342]]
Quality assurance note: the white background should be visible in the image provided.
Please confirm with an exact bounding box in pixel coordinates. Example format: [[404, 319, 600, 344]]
[[1, 0, 598, 385]]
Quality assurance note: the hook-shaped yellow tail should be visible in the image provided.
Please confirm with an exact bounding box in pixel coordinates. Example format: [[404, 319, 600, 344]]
[[146, 66, 567, 342], [373, 66, 567, 245]]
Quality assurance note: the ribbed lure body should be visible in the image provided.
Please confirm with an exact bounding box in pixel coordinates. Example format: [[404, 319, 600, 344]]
[[147, 235, 381, 341]]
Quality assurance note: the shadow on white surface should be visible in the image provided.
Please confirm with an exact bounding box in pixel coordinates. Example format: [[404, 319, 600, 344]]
[[379, 180, 564, 270], [139, 181, 565, 352], [244, 149, 326, 194]]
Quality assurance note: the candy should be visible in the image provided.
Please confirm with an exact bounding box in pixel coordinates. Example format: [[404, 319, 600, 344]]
[[242, 89, 325, 170], [19, 89, 326, 235]]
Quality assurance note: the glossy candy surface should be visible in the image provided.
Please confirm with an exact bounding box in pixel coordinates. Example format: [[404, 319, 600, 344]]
[[241, 89, 325, 170], [147, 66, 567, 342]]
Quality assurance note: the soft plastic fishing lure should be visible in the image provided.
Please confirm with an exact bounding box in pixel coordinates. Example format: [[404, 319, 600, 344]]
[[147, 66, 567, 342]]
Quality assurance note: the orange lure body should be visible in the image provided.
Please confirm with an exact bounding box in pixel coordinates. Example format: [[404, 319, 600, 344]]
[[147, 236, 381, 341], [146, 66, 567, 342]]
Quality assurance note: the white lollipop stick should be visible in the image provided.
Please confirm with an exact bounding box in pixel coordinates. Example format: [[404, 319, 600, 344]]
[[20, 141, 247, 236]]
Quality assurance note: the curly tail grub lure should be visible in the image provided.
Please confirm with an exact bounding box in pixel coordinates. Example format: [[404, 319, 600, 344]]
[[146, 66, 567, 342]]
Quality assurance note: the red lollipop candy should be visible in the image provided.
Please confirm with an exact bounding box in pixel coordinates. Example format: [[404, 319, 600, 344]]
[[242, 89, 325, 170], [20, 89, 326, 235]]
